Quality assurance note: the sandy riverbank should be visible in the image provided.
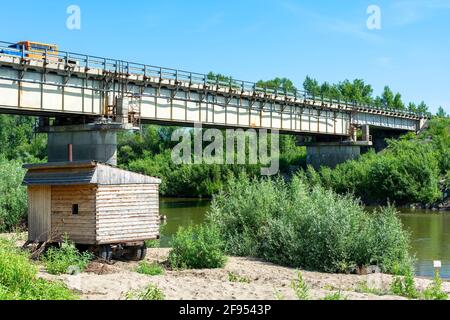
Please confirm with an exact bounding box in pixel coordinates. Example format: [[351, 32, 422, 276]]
[[38, 248, 449, 300], [2, 233, 448, 300]]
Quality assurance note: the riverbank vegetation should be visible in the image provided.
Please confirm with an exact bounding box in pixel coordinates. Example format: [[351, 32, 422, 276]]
[[0, 239, 77, 300], [306, 117, 449, 206], [207, 174, 412, 275], [168, 224, 226, 269]]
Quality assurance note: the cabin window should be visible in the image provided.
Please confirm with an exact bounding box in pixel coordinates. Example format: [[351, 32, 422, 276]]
[[72, 204, 79, 215]]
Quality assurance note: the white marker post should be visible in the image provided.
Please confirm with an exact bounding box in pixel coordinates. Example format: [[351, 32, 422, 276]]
[[433, 260, 442, 279]]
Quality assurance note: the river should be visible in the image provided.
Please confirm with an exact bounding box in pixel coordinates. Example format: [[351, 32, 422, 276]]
[[160, 198, 450, 279]]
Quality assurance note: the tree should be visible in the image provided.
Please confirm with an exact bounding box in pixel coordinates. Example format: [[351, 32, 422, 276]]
[[436, 106, 447, 118], [303, 76, 321, 97], [408, 102, 418, 113], [381, 86, 394, 109], [393, 93, 405, 110], [417, 101, 429, 115], [257, 77, 296, 93]]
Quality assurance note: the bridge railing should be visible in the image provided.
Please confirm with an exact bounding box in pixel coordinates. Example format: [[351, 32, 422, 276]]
[[0, 40, 427, 118]]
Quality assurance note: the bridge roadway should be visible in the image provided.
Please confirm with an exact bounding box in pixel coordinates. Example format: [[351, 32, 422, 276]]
[[0, 41, 426, 140]]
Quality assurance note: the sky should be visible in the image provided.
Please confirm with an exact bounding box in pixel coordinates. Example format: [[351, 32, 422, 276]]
[[0, 0, 448, 113]]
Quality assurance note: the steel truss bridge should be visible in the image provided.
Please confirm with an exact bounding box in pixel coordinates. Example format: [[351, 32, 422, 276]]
[[0, 41, 427, 140]]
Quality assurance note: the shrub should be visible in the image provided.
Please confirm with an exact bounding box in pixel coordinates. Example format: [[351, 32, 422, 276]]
[[168, 224, 226, 269], [291, 272, 309, 300], [390, 272, 419, 299], [135, 261, 164, 276], [0, 239, 76, 300], [43, 239, 92, 275], [422, 271, 448, 300], [0, 159, 27, 232], [126, 284, 165, 300], [208, 174, 412, 274]]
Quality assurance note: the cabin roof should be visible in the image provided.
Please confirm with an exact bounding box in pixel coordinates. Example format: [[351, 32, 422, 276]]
[[22, 161, 161, 186]]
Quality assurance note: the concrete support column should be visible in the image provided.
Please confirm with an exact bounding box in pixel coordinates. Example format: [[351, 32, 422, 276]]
[[44, 123, 125, 166], [362, 125, 371, 142], [306, 144, 361, 170]]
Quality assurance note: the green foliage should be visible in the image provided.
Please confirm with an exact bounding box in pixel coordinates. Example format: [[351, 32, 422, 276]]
[[135, 261, 165, 276], [227, 272, 251, 283], [323, 291, 347, 300], [309, 119, 449, 205], [302, 76, 426, 114], [126, 284, 165, 300], [355, 282, 387, 296], [208, 174, 412, 274], [43, 239, 92, 275], [0, 159, 28, 232], [390, 272, 419, 299], [291, 272, 309, 300], [121, 125, 305, 198], [422, 271, 448, 300], [144, 239, 161, 248], [257, 77, 297, 93], [0, 115, 47, 163], [0, 239, 76, 300], [168, 224, 227, 269]]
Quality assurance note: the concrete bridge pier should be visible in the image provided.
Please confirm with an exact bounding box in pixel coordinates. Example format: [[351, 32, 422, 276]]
[[306, 143, 365, 170], [39, 121, 133, 166]]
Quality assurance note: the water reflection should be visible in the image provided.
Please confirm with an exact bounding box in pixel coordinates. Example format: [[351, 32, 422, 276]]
[[398, 209, 450, 279]]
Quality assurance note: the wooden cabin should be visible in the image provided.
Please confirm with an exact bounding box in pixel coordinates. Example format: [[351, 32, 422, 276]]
[[22, 161, 161, 260]]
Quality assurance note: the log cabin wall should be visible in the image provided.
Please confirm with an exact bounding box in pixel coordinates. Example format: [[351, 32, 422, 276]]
[[96, 184, 159, 244], [51, 185, 97, 244]]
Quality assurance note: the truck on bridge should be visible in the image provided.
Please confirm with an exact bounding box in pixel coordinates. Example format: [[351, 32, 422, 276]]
[[0, 41, 59, 60]]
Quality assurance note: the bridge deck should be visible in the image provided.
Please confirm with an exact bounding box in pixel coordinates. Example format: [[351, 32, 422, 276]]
[[0, 41, 425, 135]]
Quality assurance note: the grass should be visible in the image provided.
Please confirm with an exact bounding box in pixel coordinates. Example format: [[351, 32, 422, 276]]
[[42, 238, 92, 275], [291, 272, 309, 300], [126, 284, 165, 300], [135, 261, 165, 276], [227, 272, 251, 283], [355, 282, 388, 296], [323, 291, 347, 300], [0, 239, 77, 300]]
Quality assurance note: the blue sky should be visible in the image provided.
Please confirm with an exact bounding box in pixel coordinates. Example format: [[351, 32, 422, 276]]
[[0, 0, 448, 113]]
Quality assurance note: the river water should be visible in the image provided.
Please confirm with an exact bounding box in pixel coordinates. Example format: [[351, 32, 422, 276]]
[[160, 198, 450, 279]]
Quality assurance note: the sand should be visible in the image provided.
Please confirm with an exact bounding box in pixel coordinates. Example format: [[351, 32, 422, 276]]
[[2, 233, 448, 300], [37, 248, 450, 300]]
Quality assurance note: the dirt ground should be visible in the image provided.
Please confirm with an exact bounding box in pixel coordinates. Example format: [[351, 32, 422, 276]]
[[38, 248, 450, 300], [2, 233, 448, 300]]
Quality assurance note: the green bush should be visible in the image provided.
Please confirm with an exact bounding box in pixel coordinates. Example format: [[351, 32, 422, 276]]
[[168, 224, 227, 269], [310, 118, 449, 206], [390, 272, 419, 299], [43, 239, 92, 275], [422, 271, 448, 300], [208, 174, 412, 274], [135, 261, 164, 276], [0, 159, 27, 232], [0, 239, 76, 300]]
